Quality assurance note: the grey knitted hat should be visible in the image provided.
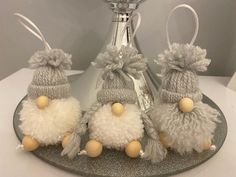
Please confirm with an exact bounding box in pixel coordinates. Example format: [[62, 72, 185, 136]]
[[95, 45, 147, 104], [27, 49, 72, 100], [156, 43, 211, 103]]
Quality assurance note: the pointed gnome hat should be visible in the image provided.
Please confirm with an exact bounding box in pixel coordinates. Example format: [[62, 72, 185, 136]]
[[95, 45, 147, 104], [157, 43, 211, 103], [27, 49, 72, 99]]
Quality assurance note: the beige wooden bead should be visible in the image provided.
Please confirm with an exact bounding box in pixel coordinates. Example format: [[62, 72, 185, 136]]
[[22, 135, 39, 151], [111, 103, 124, 117], [62, 133, 71, 149], [179, 97, 194, 113], [36, 96, 49, 109], [202, 138, 212, 150], [85, 140, 103, 157], [159, 132, 170, 148], [125, 140, 142, 158]]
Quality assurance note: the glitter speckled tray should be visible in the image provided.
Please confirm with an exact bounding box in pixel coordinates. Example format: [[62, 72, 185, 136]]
[[13, 95, 227, 177]]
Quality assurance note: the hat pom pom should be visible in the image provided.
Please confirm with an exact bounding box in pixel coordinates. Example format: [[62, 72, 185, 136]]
[[121, 46, 147, 79], [156, 43, 211, 73], [29, 49, 72, 70], [94, 45, 147, 80]]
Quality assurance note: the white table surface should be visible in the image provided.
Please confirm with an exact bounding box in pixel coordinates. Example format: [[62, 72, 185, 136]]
[[0, 68, 236, 177]]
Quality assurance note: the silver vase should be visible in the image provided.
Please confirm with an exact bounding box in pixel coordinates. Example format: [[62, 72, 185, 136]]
[[71, 0, 159, 112]]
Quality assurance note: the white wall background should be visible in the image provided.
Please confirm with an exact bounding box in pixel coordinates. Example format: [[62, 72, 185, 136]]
[[0, 0, 236, 80]]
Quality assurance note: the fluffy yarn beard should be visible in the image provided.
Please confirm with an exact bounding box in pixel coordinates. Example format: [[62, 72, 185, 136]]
[[88, 103, 144, 150], [19, 97, 81, 145], [151, 102, 220, 154]]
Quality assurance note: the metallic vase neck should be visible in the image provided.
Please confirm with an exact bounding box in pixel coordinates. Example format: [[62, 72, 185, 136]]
[[112, 12, 130, 22], [105, 0, 144, 13], [105, 12, 134, 48]]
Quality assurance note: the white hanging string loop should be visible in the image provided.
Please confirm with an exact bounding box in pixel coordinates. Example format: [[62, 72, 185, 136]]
[[14, 13, 52, 51], [120, 12, 142, 46], [166, 4, 199, 49]]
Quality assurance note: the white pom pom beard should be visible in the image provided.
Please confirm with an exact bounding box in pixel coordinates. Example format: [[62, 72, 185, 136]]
[[19, 97, 81, 146], [151, 102, 220, 155], [88, 103, 144, 150]]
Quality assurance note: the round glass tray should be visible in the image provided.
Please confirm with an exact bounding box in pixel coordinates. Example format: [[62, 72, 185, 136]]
[[13, 95, 227, 177]]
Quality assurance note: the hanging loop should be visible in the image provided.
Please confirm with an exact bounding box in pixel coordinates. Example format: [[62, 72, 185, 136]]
[[166, 4, 199, 48], [120, 12, 142, 46], [14, 13, 51, 51]]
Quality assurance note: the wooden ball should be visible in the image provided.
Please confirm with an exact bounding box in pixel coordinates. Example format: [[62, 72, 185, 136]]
[[85, 140, 103, 157], [111, 103, 124, 117], [36, 96, 49, 109], [22, 135, 39, 151], [179, 97, 194, 113], [202, 138, 212, 150], [125, 140, 142, 158], [62, 133, 71, 149], [159, 132, 170, 148]]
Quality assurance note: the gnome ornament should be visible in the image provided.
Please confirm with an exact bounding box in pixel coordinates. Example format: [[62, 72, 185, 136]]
[[15, 14, 81, 151], [151, 4, 220, 155], [62, 13, 167, 163]]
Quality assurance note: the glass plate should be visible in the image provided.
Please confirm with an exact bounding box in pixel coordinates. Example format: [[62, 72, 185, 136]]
[[13, 95, 227, 177]]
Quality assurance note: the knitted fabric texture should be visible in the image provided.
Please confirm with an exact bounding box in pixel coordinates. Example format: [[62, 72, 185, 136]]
[[27, 49, 72, 99], [156, 43, 211, 103], [95, 45, 147, 104]]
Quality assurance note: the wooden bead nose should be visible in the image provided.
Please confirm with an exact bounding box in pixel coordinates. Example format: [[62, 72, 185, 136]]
[[111, 103, 124, 117], [178, 97, 194, 113], [36, 96, 49, 109]]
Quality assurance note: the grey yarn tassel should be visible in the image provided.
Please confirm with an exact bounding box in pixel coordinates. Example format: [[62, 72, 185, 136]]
[[61, 132, 82, 159], [141, 112, 167, 163], [61, 102, 102, 158]]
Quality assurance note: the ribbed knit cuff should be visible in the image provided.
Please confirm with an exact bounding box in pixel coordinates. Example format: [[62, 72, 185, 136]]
[[27, 83, 71, 99], [160, 88, 203, 103], [97, 89, 137, 104]]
